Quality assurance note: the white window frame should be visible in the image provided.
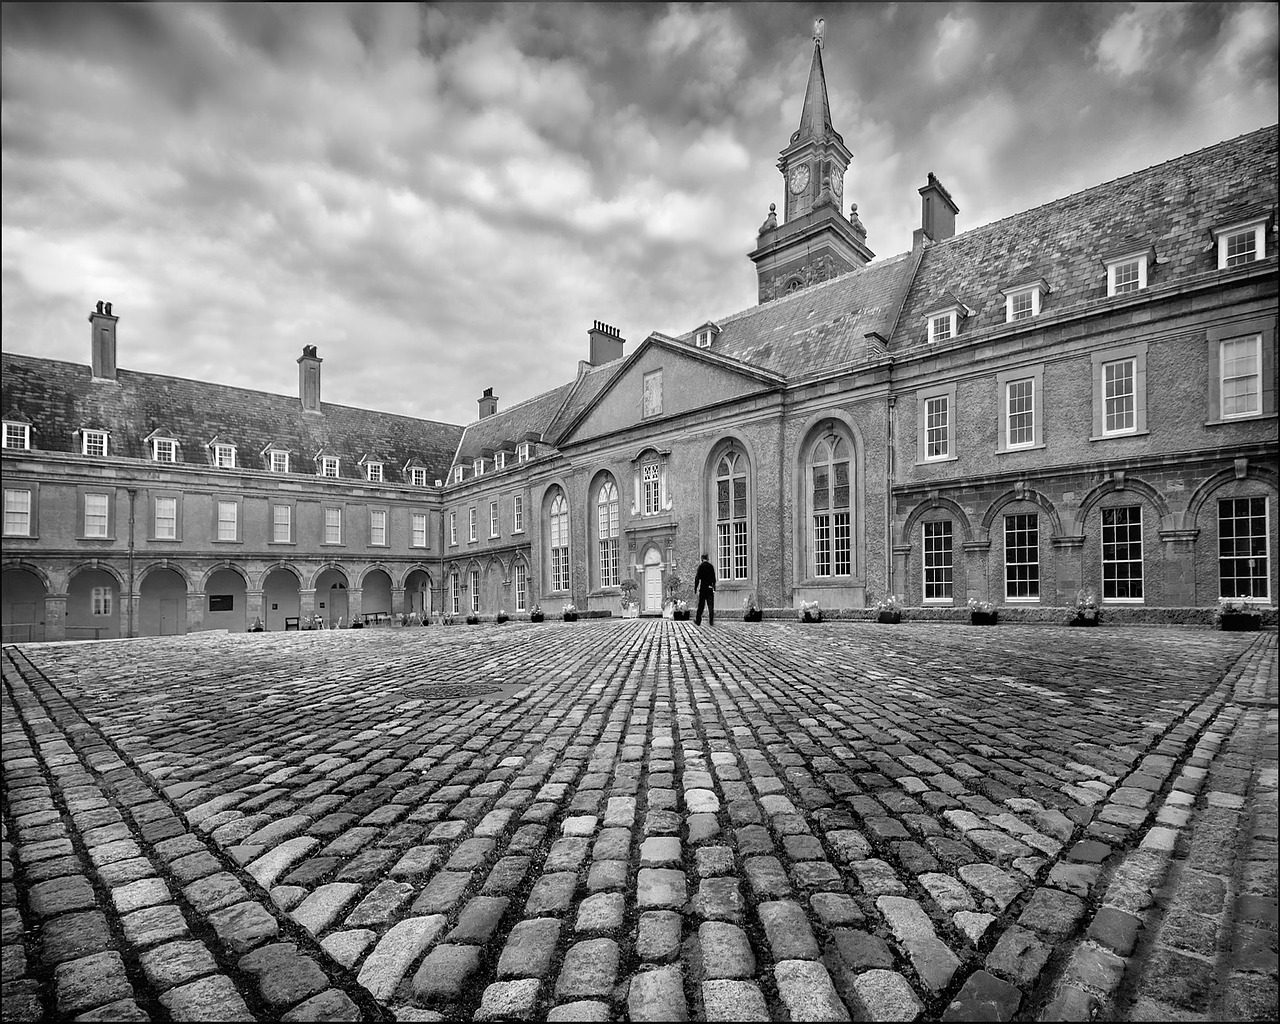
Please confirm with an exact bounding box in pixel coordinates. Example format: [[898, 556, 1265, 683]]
[[924, 395, 950, 460], [809, 435, 853, 579], [1220, 335, 1263, 419], [1102, 358, 1137, 435], [269, 450, 290, 473], [1218, 496, 1270, 601], [473, 458, 486, 477], [517, 443, 532, 464], [1005, 378, 1035, 448], [496, 452, 507, 470], [696, 329, 713, 349], [1003, 286, 1042, 323], [515, 562, 528, 611], [321, 456, 340, 478], [91, 586, 113, 617], [155, 496, 178, 540], [1214, 219, 1267, 270], [550, 492, 570, 592], [513, 495, 524, 533], [370, 509, 387, 546], [490, 500, 499, 539], [453, 465, 464, 483], [1004, 513, 1040, 601], [1101, 506, 1143, 603], [3, 422, 30, 450], [411, 512, 428, 548], [927, 312, 955, 344], [714, 453, 750, 581], [450, 573, 460, 614], [410, 466, 428, 487], [468, 507, 477, 543], [82, 430, 108, 457], [153, 437, 177, 463], [272, 503, 291, 543], [84, 492, 110, 539], [365, 462, 383, 483], [216, 500, 238, 542], [213, 444, 236, 469], [4, 488, 32, 536], [470, 569, 480, 613], [922, 521, 953, 603], [324, 506, 342, 545], [1105, 254, 1148, 296], [598, 480, 620, 588], [642, 462, 661, 516], [449, 511, 457, 546]]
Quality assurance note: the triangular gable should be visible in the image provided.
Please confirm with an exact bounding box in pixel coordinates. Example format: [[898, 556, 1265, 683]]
[[556, 334, 783, 446]]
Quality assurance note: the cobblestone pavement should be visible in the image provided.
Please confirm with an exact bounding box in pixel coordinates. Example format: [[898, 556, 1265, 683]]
[[2, 621, 1275, 1022]]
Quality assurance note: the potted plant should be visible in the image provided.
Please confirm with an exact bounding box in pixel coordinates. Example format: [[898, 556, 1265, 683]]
[[798, 599, 822, 623], [743, 593, 763, 623], [562, 602, 579, 623], [496, 609, 509, 624], [619, 578, 640, 618], [1070, 589, 1099, 627], [874, 594, 903, 624], [968, 598, 998, 626], [530, 604, 545, 623], [672, 599, 690, 621], [465, 611, 479, 625], [662, 572, 690, 620], [1216, 598, 1261, 632], [249, 617, 265, 633], [350, 617, 364, 629]]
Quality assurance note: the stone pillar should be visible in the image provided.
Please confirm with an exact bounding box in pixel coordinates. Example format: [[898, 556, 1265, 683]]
[[1052, 536, 1086, 605], [962, 537, 992, 602], [891, 544, 911, 601], [246, 588, 265, 629], [298, 589, 317, 619], [125, 590, 140, 639], [391, 587, 405, 619], [43, 594, 67, 642], [1159, 530, 1199, 606], [349, 587, 363, 625], [185, 591, 204, 633]]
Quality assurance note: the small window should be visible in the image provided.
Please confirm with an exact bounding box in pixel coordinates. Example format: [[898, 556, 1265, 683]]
[[324, 506, 342, 544], [92, 587, 114, 616], [1006, 288, 1038, 322], [412, 512, 428, 548], [1005, 513, 1039, 600], [513, 495, 524, 533], [270, 451, 290, 473], [474, 458, 486, 477], [468, 507, 477, 543], [923, 521, 953, 602], [925, 395, 950, 460], [213, 444, 236, 469], [3, 422, 31, 450], [643, 369, 663, 418], [470, 569, 480, 613], [410, 467, 428, 487], [153, 438, 177, 463], [366, 463, 383, 483], [517, 443, 532, 464], [642, 462, 661, 516], [370, 510, 387, 546], [1219, 496, 1270, 600], [1215, 220, 1267, 269], [84, 493, 110, 538], [1006, 379, 1035, 448], [1102, 506, 1143, 601], [83, 430, 108, 457], [321, 456, 340, 478], [496, 452, 507, 470], [515, 562, 527, 611], [1220, 335, 1262, 418], [490, 500, 499, 538], [696, 329, 713, 349], [155, 497, 177, 540], [928, 313, 953, 343], [1107, 258, 1144, 296], [453, 465, 464, 483], [449, 511, 457, 546], [216, 500, 238, 541], [4, 488, 32, 536], [273, 504, 291, 543]]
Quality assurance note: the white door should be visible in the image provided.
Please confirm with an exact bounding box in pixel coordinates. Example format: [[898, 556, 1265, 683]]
[[643, 549, 663, 612]]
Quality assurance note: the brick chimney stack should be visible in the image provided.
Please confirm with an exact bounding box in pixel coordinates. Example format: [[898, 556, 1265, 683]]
[[297, 345, 322, 413], [478, 387, 499, 419], [918, 172, 959, 244], [89, 300, 118, 380], [587, 320, 625, 366]]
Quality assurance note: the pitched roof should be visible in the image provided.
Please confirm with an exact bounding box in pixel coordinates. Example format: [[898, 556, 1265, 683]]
[[891, 124, 1279, 349], [0, 352, 463, 483], [451, 380, 576, 466], [673, 251, 917, 379]]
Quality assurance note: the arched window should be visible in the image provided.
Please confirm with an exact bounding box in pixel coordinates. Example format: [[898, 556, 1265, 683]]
[[449, 571, 460, 614], [549, 492, 570, 592], [469, 569, 480, 612], [597, 481, 619, 588], [810, 435, 852, 577], [716, 453, 749, 580]]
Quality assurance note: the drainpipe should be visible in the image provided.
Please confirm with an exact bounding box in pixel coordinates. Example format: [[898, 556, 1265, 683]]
[[885, 396, 895, 598], [126, 487, 137, 638]]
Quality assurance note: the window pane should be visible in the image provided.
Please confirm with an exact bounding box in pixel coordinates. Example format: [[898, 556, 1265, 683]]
[[1225, 229, 1257, 266], [1112, 260, 1140, 294], [4, 489, 31, 535], [923, 521, 953, 600], [1104, 359, 1136, 433], [1101, 506, 1143, 599], [813, 514, 831, 576], [1004, 513, 1039, 599], [1007, 379, 1035, 446], [85, 493, 109, 537], [1218, 497, 1269, 599], [217, 501, 237, 541], [926, 396, 949, 458], [156, 497, 177, 539], [325, 507, 341, 543]]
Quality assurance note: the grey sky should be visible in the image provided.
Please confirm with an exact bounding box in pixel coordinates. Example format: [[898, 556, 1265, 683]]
[[2, 2, 1276, 425]]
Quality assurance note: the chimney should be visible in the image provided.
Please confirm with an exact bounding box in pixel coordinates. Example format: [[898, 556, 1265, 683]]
[[478, 387, 499, 419], [587, 320, 626, 366], [89, 300, 118, 380], [918, 172, 959, 243], [297, 345, 323, 413]]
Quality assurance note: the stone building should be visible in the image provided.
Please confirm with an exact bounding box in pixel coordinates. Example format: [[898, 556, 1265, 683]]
[[3, 33, 1276, 639]]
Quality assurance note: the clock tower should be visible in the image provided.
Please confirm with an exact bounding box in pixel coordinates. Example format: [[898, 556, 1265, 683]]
[[749, 21, 875, 303]]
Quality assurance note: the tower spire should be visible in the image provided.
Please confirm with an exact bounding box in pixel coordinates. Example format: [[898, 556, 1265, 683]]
[[791, 20, 838, 147]]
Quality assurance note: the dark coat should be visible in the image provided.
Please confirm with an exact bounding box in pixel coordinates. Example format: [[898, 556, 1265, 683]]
[[694, 560, 717, 593]]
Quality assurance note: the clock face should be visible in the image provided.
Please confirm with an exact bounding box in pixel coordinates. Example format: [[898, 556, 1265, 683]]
[[831, 173, 843, 198], [788, 165, 810, 194]]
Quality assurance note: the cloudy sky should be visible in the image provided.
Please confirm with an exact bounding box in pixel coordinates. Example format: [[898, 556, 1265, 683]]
[[2, 3, 1276, 425]]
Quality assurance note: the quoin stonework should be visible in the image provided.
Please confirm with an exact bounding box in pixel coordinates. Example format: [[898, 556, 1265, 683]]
[[2, 32, 1277, 641]]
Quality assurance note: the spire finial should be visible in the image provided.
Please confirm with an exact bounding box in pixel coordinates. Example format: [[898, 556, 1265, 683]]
[[813, 17, 825, 48]]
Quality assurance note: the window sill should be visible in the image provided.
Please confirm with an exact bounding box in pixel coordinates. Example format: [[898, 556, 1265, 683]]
[[1103, 599, 1144, 605], [1004, 597, 1040, 604], [1090, 430, 1150, 442], [922, 598, 954, 605], [2, 532, 36, 539], [212, 539, 242, 544], [1204, 412, 1275, 426], [996, 443, 1046, 455], [150, 537, 183, 543], [80, 536, 115, 542], [916, 454, 959, 466], [320, 543, 345, 547], [512, 529, 525, 535], [268, 540, 295, 546]]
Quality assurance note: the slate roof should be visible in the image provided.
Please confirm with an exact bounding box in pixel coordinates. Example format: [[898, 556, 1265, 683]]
[[673, 251, 917, 379], [891, 125, 1279, 350], [451, 380, 576, 466], [0, 352, 463, 484]]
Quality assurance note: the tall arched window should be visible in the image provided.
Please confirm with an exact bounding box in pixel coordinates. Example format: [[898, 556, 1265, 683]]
[[810, 435, 852, 576], [449, 571, 460, 614], [549, 492, 570, 592], [597, 481, 619, 588], [716, 453, 749, 580]]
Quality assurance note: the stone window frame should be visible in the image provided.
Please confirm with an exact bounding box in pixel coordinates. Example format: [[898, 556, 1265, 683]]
[[1090, 341, 1149, 440], [369, 507, 389, 548], [3, 486, 36, 538], [489, 500, 500, 539], [411, 511, 429, 549], [214, 497, 242, 544], [1205, 318, 1276, 425], [151, 491, 184, 543], [996, 364, 1045, 454], [80, 488, 114, 541], [448, 511, 458, 547], [916, 382, 958, 464], [468, 507, 478, 544], [513, 495, 525, 534], [323, 505, 344, 546], [270, 501, 294, 546]]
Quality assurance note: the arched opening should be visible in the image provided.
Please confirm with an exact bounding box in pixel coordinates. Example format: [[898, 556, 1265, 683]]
[[262, 568, 300, 631], [362, 568, 393, 619], [67, 567, 122, 640], [315, 567, 349, 627], [139, 568, 187, 636], [403, 570, 432, 616], [2, 568, 47, 642], [205, 568, 247, 633]]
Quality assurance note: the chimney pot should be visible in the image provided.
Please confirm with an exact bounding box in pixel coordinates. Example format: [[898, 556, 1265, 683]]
[[918, 172, 959, 243], [587, 319, 626, 366], [297, 345, 323, 413], [89, 300, 118, 380], [478, 387, 499, 419]]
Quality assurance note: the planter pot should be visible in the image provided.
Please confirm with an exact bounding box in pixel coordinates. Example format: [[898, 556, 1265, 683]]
[[563, 613, 579, 623], [673, 610, 691, 621], [496, 615, 509, 624], [970, 611, 998, 626], [743, 609, 763, 622], [466, 615, 479, 625], [622, 605, 640, 619], [1070, 615, 1099, 627], [801, 612, 822, 623], [877, 611, 901, 625], [350, 620, 364, 629], [1219, 613, 1261, 632], [530, 613, 545, 623]]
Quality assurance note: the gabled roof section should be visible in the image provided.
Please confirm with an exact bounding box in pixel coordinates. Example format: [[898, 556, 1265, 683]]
[[452, 380, 576, 466], [892, 125, 1279, 350], [673, 251, 916, 380], [0, 353, 464, 483]]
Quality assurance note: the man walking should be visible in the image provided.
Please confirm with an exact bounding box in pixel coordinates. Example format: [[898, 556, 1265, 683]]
[[694, 553, 716, 626]]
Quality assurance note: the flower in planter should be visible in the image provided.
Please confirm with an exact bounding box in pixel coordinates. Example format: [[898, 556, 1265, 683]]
[[797, 599, 822, 623], [873, 594, 903, 623], [529, 603, 545, 622], [1216, 598, 1261, 631], [496, 609, 509, 624], [967, 597, 998, 625], [743, 593, 763, 622], [1071, 589, 1099, 625], [465, 612, 479, 625], [562, 602, 579, 622]]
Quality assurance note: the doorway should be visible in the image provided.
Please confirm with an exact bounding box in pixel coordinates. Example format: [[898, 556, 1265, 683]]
[[643, 548, 663, 613]]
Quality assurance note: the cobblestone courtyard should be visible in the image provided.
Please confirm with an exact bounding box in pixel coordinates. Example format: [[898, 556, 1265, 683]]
[[2, 621, 1276, 1022]]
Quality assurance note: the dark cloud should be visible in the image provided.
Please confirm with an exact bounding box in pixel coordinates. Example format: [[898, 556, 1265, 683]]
[[2, 2, 1276, 424]]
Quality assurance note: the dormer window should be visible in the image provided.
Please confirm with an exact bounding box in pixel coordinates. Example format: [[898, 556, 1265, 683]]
[[152, 438, 177, 463], [269, 450, 289, 473], [1213, 218, 1268, 269], [409, 467, 428, 487], [1002, 280, 1048, 324], [473, 458, 487, 477], [82, 430, 108, 457], [929, 314, 954, 343], [320, 456, 340, 478], [213, 443, 236, 469], [517, 442, 533, 464], [1102, 248, 1153, 297], [495, 452, 507, 470], [3, 422, 31, 450], [696, 330, 713, 348], [693, 322, 720, 349], [922, 297, 970, 344], [365, 462, 383, 483], [453, 465, 464, 484]]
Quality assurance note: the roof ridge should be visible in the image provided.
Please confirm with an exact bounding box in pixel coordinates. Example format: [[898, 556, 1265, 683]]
[[457, 379, 576, 429]]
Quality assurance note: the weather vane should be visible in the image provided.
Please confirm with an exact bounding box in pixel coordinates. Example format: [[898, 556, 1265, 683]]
[[814, 17, 825, 48]]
